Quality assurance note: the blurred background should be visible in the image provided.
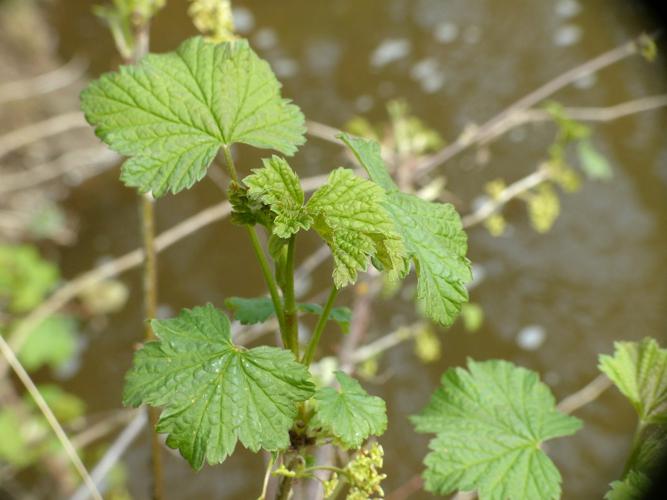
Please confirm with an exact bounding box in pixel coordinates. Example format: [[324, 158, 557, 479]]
[[1, 0, 666, 498]]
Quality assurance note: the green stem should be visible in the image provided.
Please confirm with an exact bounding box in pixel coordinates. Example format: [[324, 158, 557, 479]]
[[283, 236, 299, 356], [246, 227, 288, 347], [222, 146, 240, 182], [302, 286, 339, 365], [302, 465, 348, 477], [276, 458, 299, 500], [622, 421, 647, 477], [258, 454, 275, 500], [221, 146, 289, 347]]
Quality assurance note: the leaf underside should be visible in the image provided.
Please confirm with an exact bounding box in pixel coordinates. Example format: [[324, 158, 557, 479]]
[[412, 359, 582, 500], [123, 304, 314, 469], [340, 134, 472, 325], [81, 37, 305, 196]]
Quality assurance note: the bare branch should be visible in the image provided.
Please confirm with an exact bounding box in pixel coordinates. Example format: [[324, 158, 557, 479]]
[[0, 57, 87, 105], [461, 168, 551, 228], [0, 147, 118, 194], [0, 112, 88, 160], [520, 94, 667, 124], [557, 374, 612, 415], [415, 34, 645, 174], [69, 411, 147, 500], [307, 120, 343, 144]]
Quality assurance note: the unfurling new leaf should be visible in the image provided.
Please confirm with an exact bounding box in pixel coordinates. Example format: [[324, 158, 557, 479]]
[[412, 359, 582, 500], [599, 337, 667, 424], [307, 168, 408, 288], [81, 37, 305, 196], [244, 156, 313, 238], [242, 159, 408, 288], [340, 134, 472, 326], [605, 470, 651, 500], [123, 304, 314, 469], [311, 371, 387, 448]]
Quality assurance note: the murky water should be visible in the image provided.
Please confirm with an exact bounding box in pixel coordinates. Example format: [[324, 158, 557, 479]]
[[46, 0, 667, 498]]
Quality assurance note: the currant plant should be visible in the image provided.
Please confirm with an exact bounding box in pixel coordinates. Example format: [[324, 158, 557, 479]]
[[79, 30, 662, 499]]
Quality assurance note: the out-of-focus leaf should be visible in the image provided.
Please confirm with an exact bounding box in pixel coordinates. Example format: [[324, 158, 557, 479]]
[[0, 245, 59, 313], [19, 315, 78, 372], [577, 140, 613, 180], [605, 470, 651, 500]]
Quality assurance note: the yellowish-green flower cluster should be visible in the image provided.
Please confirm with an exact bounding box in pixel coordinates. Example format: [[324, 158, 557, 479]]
[[483, 179, 508, 236], [346, 443, 387, 499], [526, 183, 560, 234], [188, 0, 236, 43], [322, 473, 339, 498]]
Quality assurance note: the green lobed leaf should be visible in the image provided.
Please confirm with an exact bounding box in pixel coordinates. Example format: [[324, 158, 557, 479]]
[[123, 304, 314, 469], [297, 303, 352, 334], [0, 245, 59, 313], [340, 134, 472, 326], [243, 156, 313, 238], [19, 315, 78, 372], [225, 296, 351, 332], [307, 167, 408, 288], [311, 371, 387, 448], [81, 36, 305, 196], [605, 470, 651, 500], [599, 337, 667, 424], [224, 296, 275, 325], [412, 359, 582, 500]]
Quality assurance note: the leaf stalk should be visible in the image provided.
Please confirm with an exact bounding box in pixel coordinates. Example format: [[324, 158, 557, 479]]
[[283, 236, 299, 356], [222, 146, 290, 348], [303, 286, 339, 365]]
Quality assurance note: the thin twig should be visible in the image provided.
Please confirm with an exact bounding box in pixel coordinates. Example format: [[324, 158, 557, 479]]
[[70, 410, 139, 449], [307, 120, 342, 144], [557, 374, 612, 415], [0, 147, 118, 194], [0, 112, 88, 159], [0, 335, 102, 500], [0, 57, 87, 105], [349, 326, 417, 366], [415, 34, 645, 174], [69, 410, 148, 500], [461, 168, 551, 228], [518, 94, 667, 124]]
